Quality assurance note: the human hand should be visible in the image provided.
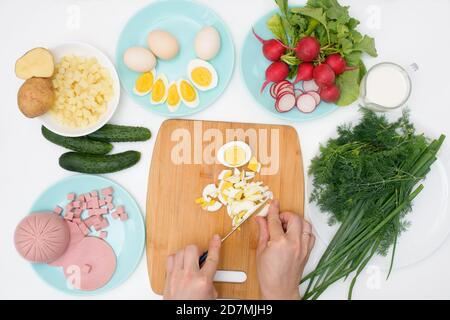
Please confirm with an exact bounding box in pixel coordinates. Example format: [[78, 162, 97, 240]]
[[163, 235, 221, 300], [255, 199, 315, 300]]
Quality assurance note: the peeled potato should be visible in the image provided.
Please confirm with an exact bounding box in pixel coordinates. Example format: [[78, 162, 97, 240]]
[[15, 48, 55, 80], [17, 78, 54, 118]]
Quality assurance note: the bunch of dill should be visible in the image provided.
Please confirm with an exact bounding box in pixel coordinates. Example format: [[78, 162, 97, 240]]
[[304, 108, 445, 299]]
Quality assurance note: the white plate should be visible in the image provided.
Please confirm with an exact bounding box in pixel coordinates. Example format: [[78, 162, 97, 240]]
[[40, 42, 120, 137], [305, 117, 450, 271]]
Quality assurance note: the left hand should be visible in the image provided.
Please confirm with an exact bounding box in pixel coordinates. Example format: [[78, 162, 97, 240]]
[[163, 235, 221, 300]]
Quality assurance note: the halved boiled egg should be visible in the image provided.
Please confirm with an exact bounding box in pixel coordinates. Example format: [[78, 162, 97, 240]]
[[134, 69, 156, 96], [150, 73, 168, 105], [178, 78, 199, 108], [167, 81, 181, 112], [217, 141, 252, 168], [188, 59, 218, 91]]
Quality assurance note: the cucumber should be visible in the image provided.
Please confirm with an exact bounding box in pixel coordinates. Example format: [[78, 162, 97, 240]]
[[42, 126, 113, 155], [87, 124, 151, 142], [59, 151, 141, 173]]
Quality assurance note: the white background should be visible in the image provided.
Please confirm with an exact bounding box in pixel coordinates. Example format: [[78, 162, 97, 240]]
[[1, 0, 450, 300]]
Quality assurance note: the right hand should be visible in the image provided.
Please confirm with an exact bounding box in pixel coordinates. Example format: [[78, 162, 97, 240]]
[[255, 199, 315, 300]]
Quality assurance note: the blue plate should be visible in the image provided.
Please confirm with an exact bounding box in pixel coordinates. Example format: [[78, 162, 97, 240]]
[[29, 175, 145, 296], [241, 9, 339, 122], [116, 0, 235, 117]]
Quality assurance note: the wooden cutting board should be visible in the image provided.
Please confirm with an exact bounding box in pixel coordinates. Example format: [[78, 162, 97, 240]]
[[146, 119, 304, 299]]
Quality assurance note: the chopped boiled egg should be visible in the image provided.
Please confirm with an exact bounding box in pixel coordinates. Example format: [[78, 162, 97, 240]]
[[218, 169, 232, 180], [188, 59, 218, 91], [196, 154, 271, 227], [167, 81, 181, 112], [178, 78, 199, 108], [134, 69, 155, 96], [202, 183, 218, 202], [247, 156, 261, 173], [150, 73, 168, 105]]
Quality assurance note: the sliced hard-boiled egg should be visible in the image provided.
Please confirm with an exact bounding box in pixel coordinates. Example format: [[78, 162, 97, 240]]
[[167, 81, 181, 112], [206, 200, 222, 212], [247, 156, 262, 173], [187, 59, 218, 91], [218, 169, 233, 180], [217, 141, 252, 168], [178, 78, 199, 108], [256, 204, 270, 217], [150, 73, 168, 105], [202, 183, 218, 202], [229, 200, 255, 216], [134, 69, 156, 96]]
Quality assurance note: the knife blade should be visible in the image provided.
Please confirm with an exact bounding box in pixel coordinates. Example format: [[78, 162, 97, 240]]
[[199, 198, 270, 266]]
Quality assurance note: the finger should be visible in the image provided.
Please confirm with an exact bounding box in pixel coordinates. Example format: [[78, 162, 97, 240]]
[[267, 200, 284, 240], [279, 211, 303, 242], [301, 220, 314, 254], [174, 249, 184, 270], [201, 234, 221, 280], [255, 216, 269, 254], [183, 245, 200, 271], [164, 254, 175, 292], [166, 254, 175, 274]]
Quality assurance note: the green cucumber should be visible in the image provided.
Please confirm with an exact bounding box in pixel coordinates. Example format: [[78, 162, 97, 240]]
[[42, 126, 113, 155], [59, 151, 141, 173], [87, 124, 151, 142]]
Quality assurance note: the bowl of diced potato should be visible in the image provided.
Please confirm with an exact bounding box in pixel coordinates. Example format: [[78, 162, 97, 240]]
[[40, 42, 121, 137]]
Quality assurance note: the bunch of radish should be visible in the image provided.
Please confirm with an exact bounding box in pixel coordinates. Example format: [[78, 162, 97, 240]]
[[253, 29, 353, 112]]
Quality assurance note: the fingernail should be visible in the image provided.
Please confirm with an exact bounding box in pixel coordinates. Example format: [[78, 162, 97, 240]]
[[213, 234, 220, 241]]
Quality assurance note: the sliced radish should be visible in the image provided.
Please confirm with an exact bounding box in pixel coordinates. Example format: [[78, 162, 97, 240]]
[[294, 88, 304, 98], [307, 91, 321, 105], [270, 83, 277, 98], [277, 84, 293, 94], [296, 94, 317, 113], [275, 93, 296, 112], [276, 91, 294, 100], [277, 87, 295, 96], [303, 80, 319, 92], [274, 80, 290, 93]]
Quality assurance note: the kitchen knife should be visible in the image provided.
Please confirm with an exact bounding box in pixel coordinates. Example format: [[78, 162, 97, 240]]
[[198, 198, 270, 267]]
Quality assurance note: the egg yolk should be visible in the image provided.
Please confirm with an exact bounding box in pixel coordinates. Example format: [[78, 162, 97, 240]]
[[152, 79, 166, 102], [180, 80, 197, 102], [191, 67, 212, 87], [224, 146, 246, 166], [167, 83, 180, 106], [135, 72, 154, 93]]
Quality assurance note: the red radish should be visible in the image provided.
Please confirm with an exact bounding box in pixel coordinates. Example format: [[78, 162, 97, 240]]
[[261, 61, 289, 93], [294, 62, 314, 84], [313, 64, 335, 87], [303, 79, 319, 92], [270, 83, 277, 98], [325, 54, 347, 75], [319, 84, 341, 103], [307, 91, 321, 105], [252, 28, 286, 61], [294, 37, 320, 62], [274, 80, 290, 93], [294, 88, 304, 98], [275, 93, 296, 112], [296, 94, 317, 113]]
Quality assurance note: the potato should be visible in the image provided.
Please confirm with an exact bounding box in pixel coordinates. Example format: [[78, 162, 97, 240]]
[[17, 78, 55, 118], [15, 48, 55, 80]]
